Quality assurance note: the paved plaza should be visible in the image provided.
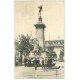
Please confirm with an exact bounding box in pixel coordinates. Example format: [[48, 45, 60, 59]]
[[15, 62, 64, 79]]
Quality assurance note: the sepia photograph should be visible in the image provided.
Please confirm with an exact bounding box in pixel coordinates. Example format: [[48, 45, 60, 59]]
[[14, 0, 64, 79]]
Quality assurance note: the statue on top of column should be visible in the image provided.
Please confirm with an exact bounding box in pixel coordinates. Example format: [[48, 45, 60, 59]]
[[38, 5, 42, 17]]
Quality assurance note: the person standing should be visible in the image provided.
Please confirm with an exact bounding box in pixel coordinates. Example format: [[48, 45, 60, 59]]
[[34, 59, 37, 70], [24, 58, 27, 67], [42, 60, 45, 69]]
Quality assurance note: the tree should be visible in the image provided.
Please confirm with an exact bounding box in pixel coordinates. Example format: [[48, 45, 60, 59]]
[[15, 34, 34, 65], [59, 50, 64, 61]]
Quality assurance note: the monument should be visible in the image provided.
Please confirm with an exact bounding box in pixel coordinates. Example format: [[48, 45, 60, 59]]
[[34, 5, 46, 51]]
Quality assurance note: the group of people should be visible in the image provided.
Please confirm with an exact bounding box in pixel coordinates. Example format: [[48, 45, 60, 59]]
[[34, 59, 46, 70], [24, 57, 53, 70]]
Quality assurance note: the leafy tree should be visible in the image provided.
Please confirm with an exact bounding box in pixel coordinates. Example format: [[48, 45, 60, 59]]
[[46, 47, 57, 61], [15, 34, 34, 64], [59, 50, 64, 61]]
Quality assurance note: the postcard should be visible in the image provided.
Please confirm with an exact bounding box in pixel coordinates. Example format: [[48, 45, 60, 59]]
[[14, 0, 64, 79]]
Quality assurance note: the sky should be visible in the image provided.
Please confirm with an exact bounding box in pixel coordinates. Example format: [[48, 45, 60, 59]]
[[14, 0, 64, 40]]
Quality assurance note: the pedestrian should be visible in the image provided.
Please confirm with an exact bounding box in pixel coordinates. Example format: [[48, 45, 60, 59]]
[[42, 60, 45, 69], [24, 58, 27, 67], [34, 59, 37, 70]]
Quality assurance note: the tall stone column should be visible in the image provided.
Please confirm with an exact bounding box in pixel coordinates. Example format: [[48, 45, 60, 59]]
[[34, 17, 46, 51]]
